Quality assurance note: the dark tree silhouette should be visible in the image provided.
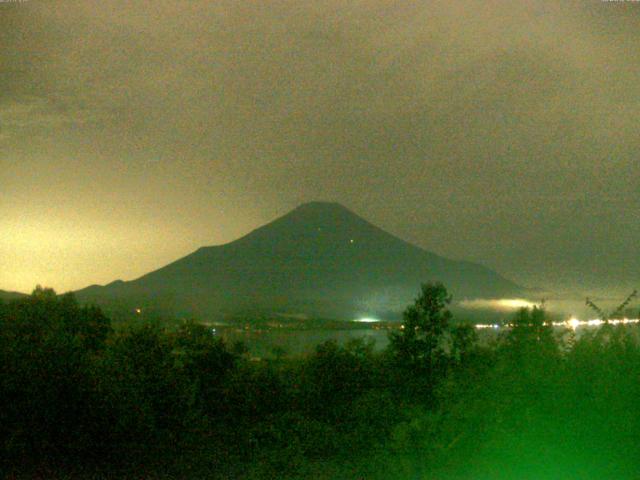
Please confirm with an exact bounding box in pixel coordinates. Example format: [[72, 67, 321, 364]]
[[450, 322, 478, 364], [389, 282, 452, 373]]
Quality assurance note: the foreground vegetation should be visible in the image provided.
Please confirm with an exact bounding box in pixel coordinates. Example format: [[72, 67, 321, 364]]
[[2, 285, 640, 479]]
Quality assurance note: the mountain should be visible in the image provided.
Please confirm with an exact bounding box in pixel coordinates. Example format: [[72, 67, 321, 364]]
[[76, 202, 523, 320], [0, 289, 28, 301]]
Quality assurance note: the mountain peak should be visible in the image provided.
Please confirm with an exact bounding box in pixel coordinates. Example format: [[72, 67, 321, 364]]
[[222, 201, 370, 252], [294, 201, 348, 211], [262, 201, 374, 236], [288, 201, 356, 219]]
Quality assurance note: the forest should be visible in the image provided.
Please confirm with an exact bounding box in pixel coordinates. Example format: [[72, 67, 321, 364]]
[[2, 284, 640, 479]]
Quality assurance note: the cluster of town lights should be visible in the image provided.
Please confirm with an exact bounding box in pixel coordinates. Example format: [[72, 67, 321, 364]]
[[474, 317, 640, 330]]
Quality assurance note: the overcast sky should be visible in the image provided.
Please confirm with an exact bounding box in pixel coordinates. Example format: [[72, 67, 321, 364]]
[[1, 0, 639, 296]]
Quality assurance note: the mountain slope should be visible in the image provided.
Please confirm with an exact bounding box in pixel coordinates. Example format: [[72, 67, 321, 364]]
[[0, 290, 28, 301], [76, 202, 523, 320]]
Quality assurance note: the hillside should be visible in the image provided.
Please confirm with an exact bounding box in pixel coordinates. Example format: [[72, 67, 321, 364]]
[[0, 290, 28, 302]]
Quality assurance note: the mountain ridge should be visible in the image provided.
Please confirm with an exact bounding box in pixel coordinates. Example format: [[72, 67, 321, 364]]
[[76, 202, 524, 320], [0, 289, 28, 301]]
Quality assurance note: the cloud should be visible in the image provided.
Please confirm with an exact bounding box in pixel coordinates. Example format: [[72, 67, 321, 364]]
[[0, 96, 101, 145]]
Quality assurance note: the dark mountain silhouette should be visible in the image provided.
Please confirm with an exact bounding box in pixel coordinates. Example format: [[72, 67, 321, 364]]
[[0, 289, 28, 301], [76, 202, 523, 320]]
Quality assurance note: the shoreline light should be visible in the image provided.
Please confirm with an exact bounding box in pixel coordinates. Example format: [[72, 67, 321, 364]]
[[354, 317, 380, 323], [474, 318, 640, 330], [567, 317, 581, 330]]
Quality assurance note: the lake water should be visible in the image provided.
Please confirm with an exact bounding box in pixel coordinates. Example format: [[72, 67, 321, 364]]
[[223, 328, 391, 357], [216, 294, 640, 358]]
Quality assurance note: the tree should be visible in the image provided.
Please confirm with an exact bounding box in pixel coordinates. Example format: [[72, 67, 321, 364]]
[[450, 323, 478, 364], [171, 321, 237, 416], [0, 287, 112, 463], [389, 282, 452, 374], [300, 339, 374, 423], [501, 305, 557, 357]]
